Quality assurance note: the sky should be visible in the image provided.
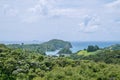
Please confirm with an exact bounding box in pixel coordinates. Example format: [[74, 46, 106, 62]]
[[0, 0, 120, 41]]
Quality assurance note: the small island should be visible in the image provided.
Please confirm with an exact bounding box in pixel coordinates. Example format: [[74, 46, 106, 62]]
[[39, 39, 72, 51]]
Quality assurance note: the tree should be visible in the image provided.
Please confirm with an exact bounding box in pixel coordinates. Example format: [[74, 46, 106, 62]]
[[87, 45, 99, 52], [57, 48, 72, 54]]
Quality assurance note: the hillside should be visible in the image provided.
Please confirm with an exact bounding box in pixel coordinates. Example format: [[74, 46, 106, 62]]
[[0, 45, 120, 80], [70, 45, 120, 65], [7, 39, 72, 54], [57, 48, 72, 55], [105, 44, 120, 50], [39, 39, 72, 51]]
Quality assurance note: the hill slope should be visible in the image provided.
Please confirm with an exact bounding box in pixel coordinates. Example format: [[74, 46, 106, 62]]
[[7, 39, 72, 54]]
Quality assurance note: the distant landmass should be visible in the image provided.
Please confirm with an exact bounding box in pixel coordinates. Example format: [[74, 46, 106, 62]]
[[39, 39, 72, 51], [7, 39, 72, 54], [105, 44, 120, 50]]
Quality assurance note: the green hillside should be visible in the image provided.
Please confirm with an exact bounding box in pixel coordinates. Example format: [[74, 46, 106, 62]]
[[0, 43, 120, 80], [7, 39, 72, 54], [105, 44, 120, 50]]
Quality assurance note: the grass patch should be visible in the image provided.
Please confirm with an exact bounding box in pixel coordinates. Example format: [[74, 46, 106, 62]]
[[77, 50, 100, 56]]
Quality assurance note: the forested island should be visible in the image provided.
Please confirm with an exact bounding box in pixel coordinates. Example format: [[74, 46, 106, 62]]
[[0, 40, 120, 80], [7, 39, 72, 55]]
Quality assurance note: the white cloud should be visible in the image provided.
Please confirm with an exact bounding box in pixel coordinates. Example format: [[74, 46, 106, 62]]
[[7, 9, 18, 16], [2, 4, 18, 17], [78, 15, 100, 33], [28, 0, 56, 15], [0, 0, 120, 41], [105, 0, 120, 8], [18, 0, 102, 23], [50, 8, 91, 18], [23, 0, 57, 22], [104, 0, 120, 14], [27, 0, 92, 19]]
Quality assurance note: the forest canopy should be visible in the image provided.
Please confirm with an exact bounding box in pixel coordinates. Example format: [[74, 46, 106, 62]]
[[0, 42, 120, 80]]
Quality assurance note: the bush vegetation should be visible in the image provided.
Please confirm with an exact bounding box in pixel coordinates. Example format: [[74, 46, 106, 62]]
[[0, 44, 120, 80]]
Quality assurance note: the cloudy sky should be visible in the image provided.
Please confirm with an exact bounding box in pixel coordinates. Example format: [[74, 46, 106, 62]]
[[0, 0, 120, 41]]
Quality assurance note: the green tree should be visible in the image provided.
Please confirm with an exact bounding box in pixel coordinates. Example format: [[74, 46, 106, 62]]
[[87, 45, 99, 52]]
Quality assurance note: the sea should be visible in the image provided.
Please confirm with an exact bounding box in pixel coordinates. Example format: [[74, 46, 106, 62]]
[[0, 41, 120, 55], [71, 41, 120, 53], [46, 41, 120, 55]]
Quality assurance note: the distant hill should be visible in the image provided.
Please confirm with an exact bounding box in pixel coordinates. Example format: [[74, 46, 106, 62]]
[[7, 39, 72, 53], [105, 44, 120, 50], [39, 39, 72, 51]]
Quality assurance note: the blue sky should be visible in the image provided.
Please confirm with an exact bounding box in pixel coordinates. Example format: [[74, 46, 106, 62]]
[[0, 0, 120, 41]]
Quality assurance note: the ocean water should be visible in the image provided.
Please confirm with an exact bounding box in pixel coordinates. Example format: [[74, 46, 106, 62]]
[[46, 50, 60, 56], [71, 41, 120, 53], [46, 41, 120, 55]]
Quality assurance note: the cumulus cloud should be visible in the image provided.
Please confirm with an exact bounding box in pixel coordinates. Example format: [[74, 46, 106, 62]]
[[28, 0, 56, 16], [22, 0, 57, 22], [104, 0, 120, 14], [27, 0, 93, 18], [0, 0, 120, 41], [78, 15, 100, 33], [2, 4, 18, 17], [105, 0, 120, 8], [50, 8, 91, 18]]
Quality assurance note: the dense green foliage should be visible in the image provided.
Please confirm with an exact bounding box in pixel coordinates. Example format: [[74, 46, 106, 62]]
[[77, 50, 96, 56], [105, 44, 120, 50], [70, 49, 120, 65], [41, 39, 72, 50], [7, 39, 72, 54], [0, 44, 9, 53], [87, 45, 99, 52], [82, 50, 120, 64], [0, 44, 120, 80], [57, 48, 72, 55]]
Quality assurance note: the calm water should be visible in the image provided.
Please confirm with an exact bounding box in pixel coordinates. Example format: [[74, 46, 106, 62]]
[[71, 41, 120, 53], [46, 41, 120, 55]]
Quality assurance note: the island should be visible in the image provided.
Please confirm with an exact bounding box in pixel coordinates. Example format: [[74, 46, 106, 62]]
[[7, 39, 72, 54], [39, 39, 72, 51]]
